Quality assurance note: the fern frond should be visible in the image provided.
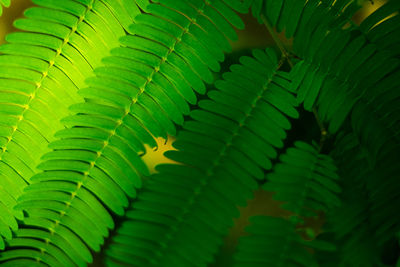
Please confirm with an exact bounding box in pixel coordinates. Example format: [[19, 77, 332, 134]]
[[284, 0, 400, 138], [0, 0, 141, 260], [316, 132, 382, 267], [1, 1, 247, 264], [234, 141, 340, 266], [291, 28, 399, 137], [264, 141, 341, 218], [245, 0, 399, 139], [234, 216, 335, 267], [242, 1, 364, 131], [247, 0, 360, 43], [363, 143, 400, 246], [316, 131, 400, 266], [351, 66, 400, 161], [104, 48, 298, 266]]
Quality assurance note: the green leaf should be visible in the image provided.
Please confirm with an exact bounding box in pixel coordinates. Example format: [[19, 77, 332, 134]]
[[234, 216, 323, 267], [265, 141, 341, 217], [0, 0, 145, 265], [104, 48, 298, 266]]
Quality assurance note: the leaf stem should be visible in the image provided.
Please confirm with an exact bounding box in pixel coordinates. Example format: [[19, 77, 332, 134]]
[[261, 14, 327, 150], [313, 107, 328, 151], [261, 15, 293, 68]]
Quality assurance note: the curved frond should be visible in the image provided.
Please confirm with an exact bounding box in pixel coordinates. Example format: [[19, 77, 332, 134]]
[[341, 129, 400, 246], [317, 131, 400, 266], [234, 216, 335, 267], [104, 48, 298, 266], [234, 141, 340, 266], [316, 132, 382, 267], [1, 1, 245, 264], [291, 25, 399, 137], [247, 0, 360, 45], [0, 0, 10, 16], [264, 141, 341, 218], [351, 66, 400, 161], [0, 0, 140, 259], [246, 1, 399, 140]]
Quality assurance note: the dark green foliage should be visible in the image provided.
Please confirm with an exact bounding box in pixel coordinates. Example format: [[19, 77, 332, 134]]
[[0, 0, 139, 257], [104, 48, 298, 267], [316, 132, 382, 266], [234, 141, 340, 266], [0, 0, 399, 266], [234, 216, 334, 267], [264, 141, 341, 218]]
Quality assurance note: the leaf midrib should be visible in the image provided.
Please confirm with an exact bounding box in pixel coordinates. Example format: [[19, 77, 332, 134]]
[[0, 2, 95, 166], [149, 66, 281, 265], [41, 0, 207, 261]]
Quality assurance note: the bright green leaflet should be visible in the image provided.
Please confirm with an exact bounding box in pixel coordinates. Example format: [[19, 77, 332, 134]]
[[0, 0, 398, 266], [0, 0, 140, 262], [2, 0, 244, 265]]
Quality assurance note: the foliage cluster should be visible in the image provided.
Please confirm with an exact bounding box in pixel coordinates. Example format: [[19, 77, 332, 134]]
[[0, 0, 399, 266]]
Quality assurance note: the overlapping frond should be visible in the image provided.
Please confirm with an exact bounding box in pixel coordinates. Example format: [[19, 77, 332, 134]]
[[234, 216, 335, 267], [234, 141, 340, 266], [246, 0, 360, 43], [290, 43, 399, 174], [289, 1, 400, 140], [103, 48, 298, 266], [1, 0, 247, 265], [245, 0, 400, 147], [358, 0, 400, 57], [350, 65, 400, 159], [0, 0, 397, 266], [315, 132, 381, 267], [0, 0, 140, 261], [337, 130, 400, 247], [0, 0, 10, 16], [240, 0, 362, 134], [317, 131, 400, 266], [264, 141, 341, 218]]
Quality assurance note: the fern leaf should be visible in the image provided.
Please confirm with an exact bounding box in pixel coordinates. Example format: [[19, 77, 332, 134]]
[[317, 131, 400, 266], [0, 0, 10, 16], [246, 0, 399, 138], [1, 1, 247, 264], [248, 0, 360, 41], [264, 141, 341, 218], [234, 216, 335, 267], [292, 26, 399, 136], [316, 132, 382, 267], [286, 1, 400, 137], [103, 48, 298, 266], [0, 0, 141, 259], [234, 141, 340, 266], [351, 66, 400, 160]]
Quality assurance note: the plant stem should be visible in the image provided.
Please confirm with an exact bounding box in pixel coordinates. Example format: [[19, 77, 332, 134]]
[[261, 15, 293, 68], [261, 14, 327, 150], [313, 107, 328, 151]]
